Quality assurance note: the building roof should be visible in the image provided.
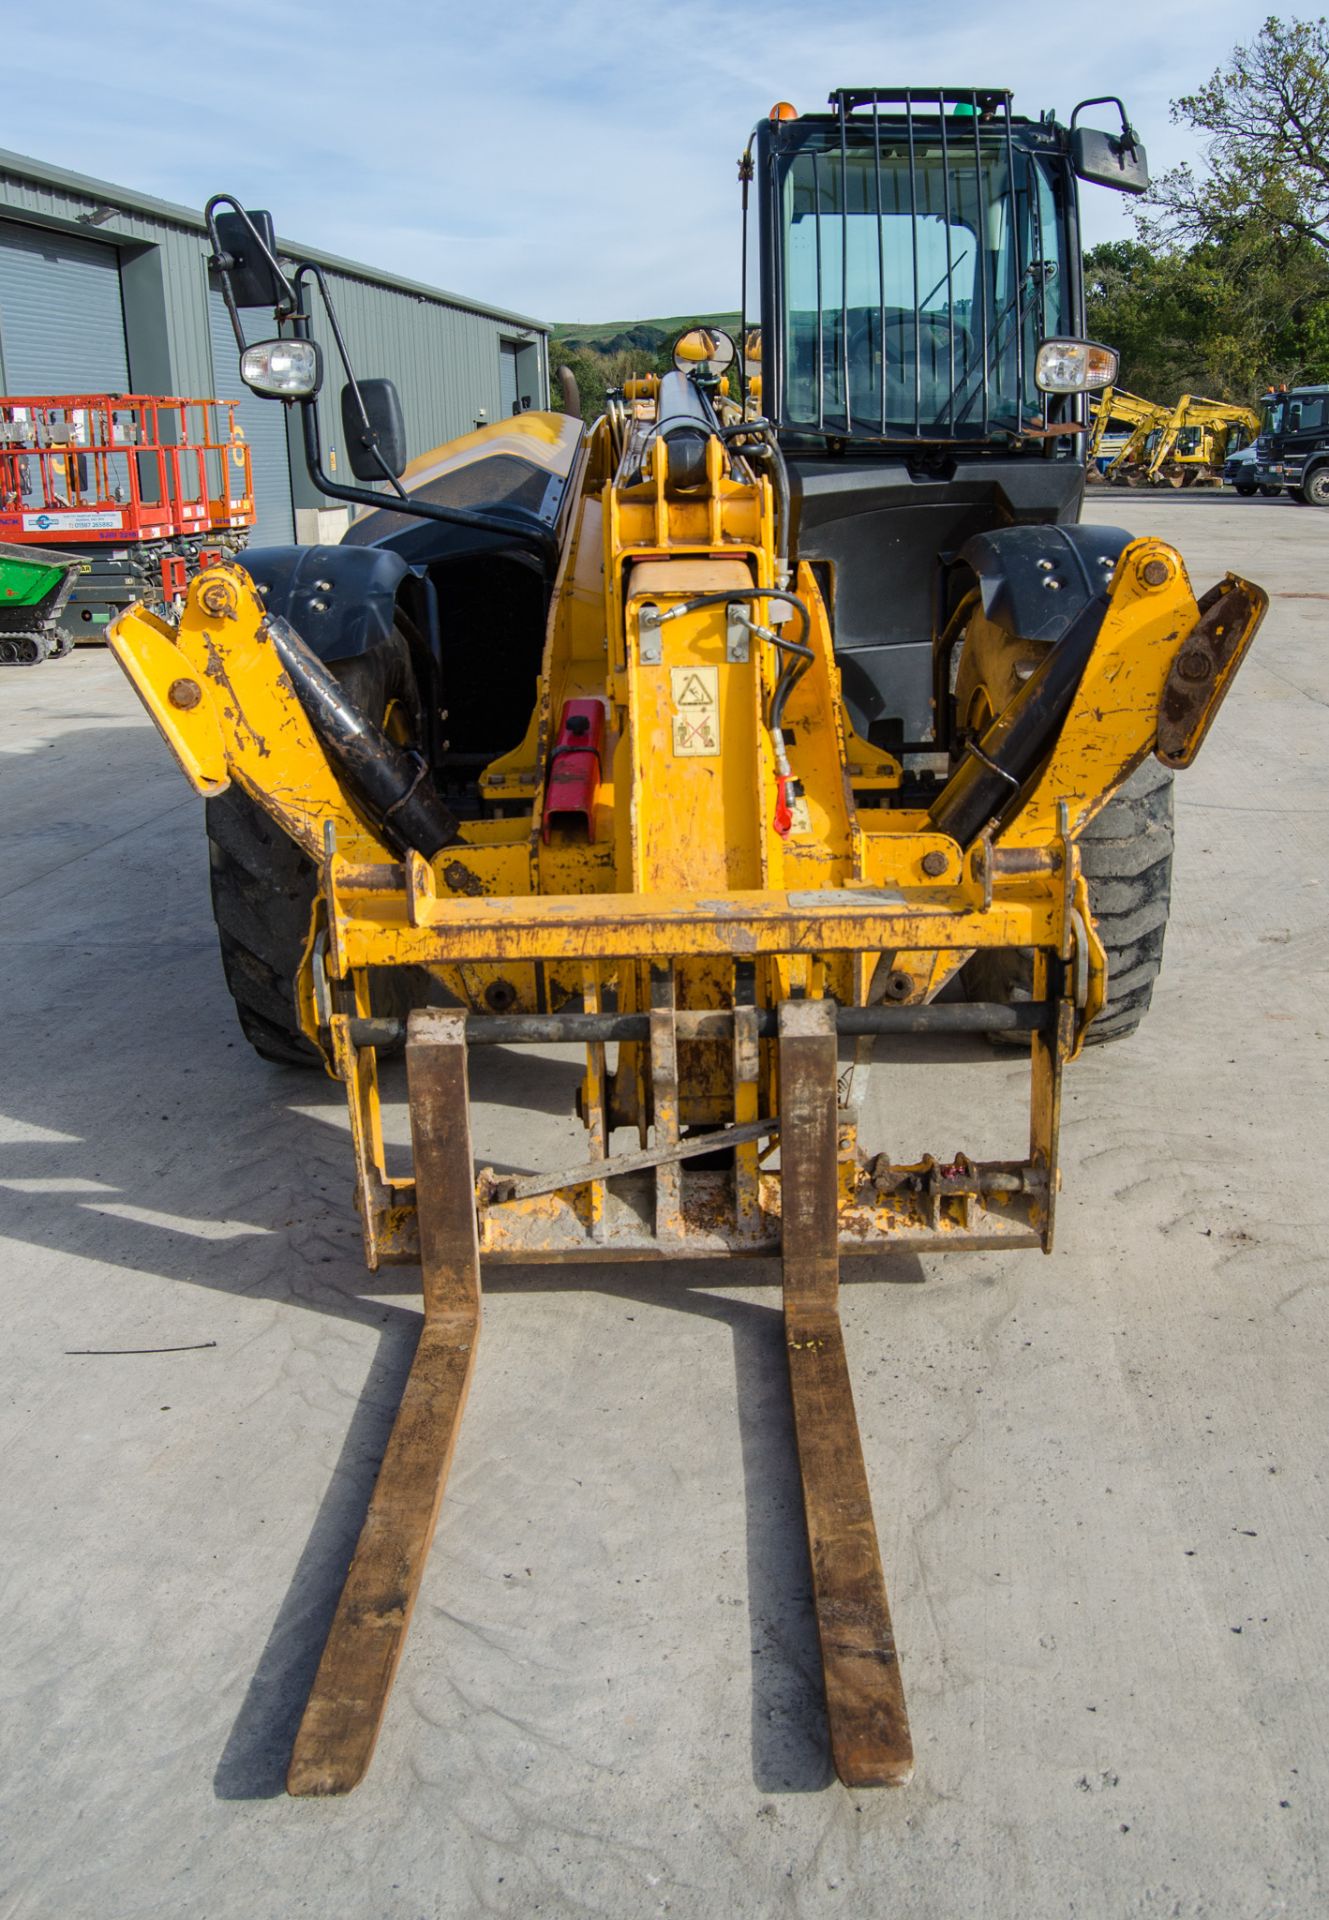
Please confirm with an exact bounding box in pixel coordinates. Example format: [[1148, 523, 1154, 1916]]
[[0, 146, 548, 335]]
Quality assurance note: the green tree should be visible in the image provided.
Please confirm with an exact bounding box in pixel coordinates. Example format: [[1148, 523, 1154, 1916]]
[[1086, 234, 1329, 398], [1145, 14, 1329, 255], [1085, 16, 1329, 398], [549, 343, 664, 424], [1084, 241, 1200, 397]]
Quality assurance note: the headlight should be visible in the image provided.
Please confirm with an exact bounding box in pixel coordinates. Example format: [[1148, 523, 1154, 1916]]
[[239, 338, 322, 398], [1034, 339, 1118, 392]]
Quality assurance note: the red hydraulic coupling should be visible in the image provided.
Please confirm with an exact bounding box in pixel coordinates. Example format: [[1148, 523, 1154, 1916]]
[[541, 697, 606, 843]]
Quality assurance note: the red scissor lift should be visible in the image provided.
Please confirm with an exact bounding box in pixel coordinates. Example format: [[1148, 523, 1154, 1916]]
[[0, 394, 255, 652]]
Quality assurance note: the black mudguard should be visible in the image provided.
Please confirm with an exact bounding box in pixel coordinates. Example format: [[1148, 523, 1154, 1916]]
[[235, 544, 415, 665], [947, 523, 1133, 645]]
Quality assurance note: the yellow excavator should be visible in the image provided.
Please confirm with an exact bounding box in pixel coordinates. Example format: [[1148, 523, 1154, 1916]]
[[1137, 394, 1261, 487], [106, 91, 1263, 1797], [1096, 390, 1262, 488], [1086, 385, 1168, 481]]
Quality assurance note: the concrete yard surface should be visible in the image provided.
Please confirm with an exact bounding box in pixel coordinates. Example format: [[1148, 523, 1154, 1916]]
[[0, 494, 1326, 1918]]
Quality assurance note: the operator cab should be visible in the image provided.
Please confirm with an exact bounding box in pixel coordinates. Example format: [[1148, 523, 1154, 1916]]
[[752, 88, 1146, 744]]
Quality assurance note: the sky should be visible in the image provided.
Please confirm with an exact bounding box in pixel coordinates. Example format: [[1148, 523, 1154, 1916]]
[[3, 0, 1291, 325]]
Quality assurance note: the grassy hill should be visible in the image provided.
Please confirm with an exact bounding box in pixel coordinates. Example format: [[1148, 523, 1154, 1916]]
[[553, 311, 742, 354]]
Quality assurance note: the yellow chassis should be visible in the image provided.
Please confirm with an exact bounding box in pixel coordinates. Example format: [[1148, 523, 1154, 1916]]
[[108, 406, 1265, 1793], [110, 418, 1262, 1270]]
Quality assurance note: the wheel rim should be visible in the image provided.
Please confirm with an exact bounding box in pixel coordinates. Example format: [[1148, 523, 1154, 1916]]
[[1309, 471, 1329, 506]]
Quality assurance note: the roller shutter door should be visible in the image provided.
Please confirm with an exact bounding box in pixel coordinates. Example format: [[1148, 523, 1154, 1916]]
[[208, 286, 295, 543], [499, 341, 520, 418], [0, 219, 130, 394]]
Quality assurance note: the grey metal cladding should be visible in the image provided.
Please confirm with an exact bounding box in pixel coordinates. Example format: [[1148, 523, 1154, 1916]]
[[0, 148, 551, 491], [0, 218, 130, 391]]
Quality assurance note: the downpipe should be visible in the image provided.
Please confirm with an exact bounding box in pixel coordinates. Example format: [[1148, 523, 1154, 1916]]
[[265, 614, 460, 859]]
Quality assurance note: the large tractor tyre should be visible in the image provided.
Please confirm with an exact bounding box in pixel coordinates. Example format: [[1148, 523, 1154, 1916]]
[[205, 633, 427, 1067], [954, 622, 1175, 1045], [963, 759, 1174, 1044]]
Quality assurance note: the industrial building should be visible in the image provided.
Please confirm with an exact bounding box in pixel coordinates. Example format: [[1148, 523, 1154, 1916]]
[[0, 149, 550, 544]]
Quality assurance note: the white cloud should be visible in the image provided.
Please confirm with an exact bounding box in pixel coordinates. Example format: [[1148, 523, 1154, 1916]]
[[3, 0, 1280, 320]]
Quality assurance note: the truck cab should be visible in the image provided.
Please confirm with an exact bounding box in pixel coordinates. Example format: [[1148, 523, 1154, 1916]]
[[1255, 385, 1329, 506]]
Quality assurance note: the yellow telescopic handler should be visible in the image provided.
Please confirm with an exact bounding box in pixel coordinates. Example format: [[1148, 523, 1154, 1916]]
[[108, 89, 1264, 1795]]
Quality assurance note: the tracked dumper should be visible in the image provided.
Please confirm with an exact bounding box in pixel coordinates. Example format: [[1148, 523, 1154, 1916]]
[[108, 89, 1264, 1794], [0, 543, 83, 664]]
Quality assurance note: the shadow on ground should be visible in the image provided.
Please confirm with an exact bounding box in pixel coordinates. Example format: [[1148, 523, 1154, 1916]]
[[0, 721, 967, 1803]]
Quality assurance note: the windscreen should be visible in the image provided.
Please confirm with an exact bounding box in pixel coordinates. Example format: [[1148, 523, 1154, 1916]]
[[778, 119, 1068, 439], [1265, 392, 1327, 436]]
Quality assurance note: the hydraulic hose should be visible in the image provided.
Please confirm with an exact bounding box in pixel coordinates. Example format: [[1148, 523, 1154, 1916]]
[[646, 587, 807, 645], [645, 585, 813, 733], [927, 590, 1109, 849], [265, 614, 460, 860], [723, 425, 791, 588]]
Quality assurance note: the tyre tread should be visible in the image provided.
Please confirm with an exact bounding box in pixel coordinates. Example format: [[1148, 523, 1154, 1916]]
[[1082, 761, 1173, 1043], [205, 639, 423, 1068], [965, 759, 1175, 1046]]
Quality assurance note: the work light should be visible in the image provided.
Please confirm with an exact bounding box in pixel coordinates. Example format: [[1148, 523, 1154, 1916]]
[[240, 338, 322, 399], [1034, 339, 1118, 392]]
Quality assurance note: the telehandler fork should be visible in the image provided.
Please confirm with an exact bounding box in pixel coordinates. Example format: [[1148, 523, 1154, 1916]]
[[107, 87, 1264, 1794]]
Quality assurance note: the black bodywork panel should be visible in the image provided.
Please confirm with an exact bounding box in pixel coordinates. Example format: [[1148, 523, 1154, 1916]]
[[236, 544, 414, 664], [949, 520, 1133, 641], [790, 453, 1097, 741], [341, 450, 566, 578]]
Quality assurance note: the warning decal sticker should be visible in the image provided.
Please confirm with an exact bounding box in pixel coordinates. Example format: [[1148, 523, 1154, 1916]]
[[670, 665, 720, 756]]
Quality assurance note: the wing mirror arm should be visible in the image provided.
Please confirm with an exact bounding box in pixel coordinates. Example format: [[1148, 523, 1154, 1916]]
[[289, 373, 559, 571], [292, 263, 411, 501], [204, 194, 300, 353], [202, 195, 559, 569], [1069, 95, 1140, 153]]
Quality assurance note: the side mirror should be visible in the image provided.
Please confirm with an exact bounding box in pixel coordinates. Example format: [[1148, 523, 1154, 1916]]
[[1071, 125, 1149, 194], [673, 327, 737, 379], [211, 208, 286, 308], [341, 378, 408, 482], [1068, 99, 1149, 195]]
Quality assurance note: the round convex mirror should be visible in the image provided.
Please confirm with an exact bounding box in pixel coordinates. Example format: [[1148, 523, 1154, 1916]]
[[672, 327, 737, 379]]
